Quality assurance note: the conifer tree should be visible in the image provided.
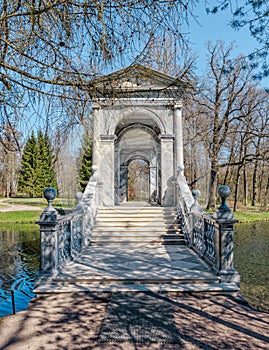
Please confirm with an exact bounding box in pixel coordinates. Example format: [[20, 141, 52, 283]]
[[17, 131, 38, 197], [18, 131, 57, 197], [36, 131, 58, 197], [79, 137, 93, 192]]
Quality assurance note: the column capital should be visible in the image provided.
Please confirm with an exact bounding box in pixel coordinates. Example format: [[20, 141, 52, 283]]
[[159, 134, 174, 141], [92, 101, 101, 110], [100, 134, 116, 142], [173, 101, 182, 110]]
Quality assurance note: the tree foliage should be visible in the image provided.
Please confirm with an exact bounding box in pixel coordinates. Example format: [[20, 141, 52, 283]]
[[0, 1, 195, 93], [206, 0, 269, 78], [78, 136, 92, 192], [18, 130, 57, 197], [184, 41, 269, 209], [0, 0, 198, 152]]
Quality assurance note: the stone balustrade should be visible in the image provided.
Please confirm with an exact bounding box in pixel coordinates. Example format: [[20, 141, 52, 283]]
[[36, 167, 101, 281], [177, 176, 240, 284]]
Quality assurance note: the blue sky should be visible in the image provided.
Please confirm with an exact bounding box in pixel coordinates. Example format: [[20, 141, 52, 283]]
[[187, 3, 269, 87]]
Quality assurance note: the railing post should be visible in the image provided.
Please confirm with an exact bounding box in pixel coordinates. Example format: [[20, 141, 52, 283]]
[[36, 187, 59, 278], [215, 185, 240, 284], [190, 190, 203, 248]]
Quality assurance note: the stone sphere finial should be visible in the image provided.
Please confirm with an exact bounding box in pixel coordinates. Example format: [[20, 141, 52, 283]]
[[190, 189, 203, 213], [43, 187, 57, 212], [217, 185, 233, 220], [218, 185, 231, 200], [75, 191, 83, 204], [92, 165, 98, 173], [192, 189, 201, 201]]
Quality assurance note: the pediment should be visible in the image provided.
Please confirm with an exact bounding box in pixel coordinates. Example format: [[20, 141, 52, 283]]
[[89, 64, 187, 97]]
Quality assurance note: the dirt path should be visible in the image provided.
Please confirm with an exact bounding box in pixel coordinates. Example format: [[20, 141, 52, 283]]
[[0, 199, 43, 212]]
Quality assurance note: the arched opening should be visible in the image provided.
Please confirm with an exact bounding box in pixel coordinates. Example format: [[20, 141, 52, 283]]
[[114, 119, 161, 205], [127, 159, 149, 202]]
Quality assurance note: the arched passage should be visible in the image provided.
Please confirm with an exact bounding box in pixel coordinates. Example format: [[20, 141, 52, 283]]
[[114, 122, 161, 205], [127, 159, 149, 201]]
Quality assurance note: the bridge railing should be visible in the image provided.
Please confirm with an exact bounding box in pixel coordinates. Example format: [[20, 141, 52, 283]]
[[36, 167, 101, 283], [177, 172, 240, 284]]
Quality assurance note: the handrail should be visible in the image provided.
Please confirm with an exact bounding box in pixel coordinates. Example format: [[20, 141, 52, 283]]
[[36, 166, 102, 282], [176, 173, 240, 284]]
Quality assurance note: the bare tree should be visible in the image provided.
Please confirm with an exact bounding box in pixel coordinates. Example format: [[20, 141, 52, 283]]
[[192, 41, 258, 209]]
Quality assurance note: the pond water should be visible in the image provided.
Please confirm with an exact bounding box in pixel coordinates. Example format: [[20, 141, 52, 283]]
[[0, 222, 268, 316], [234, 221, 269, 311], [0, 228, 39, 316]]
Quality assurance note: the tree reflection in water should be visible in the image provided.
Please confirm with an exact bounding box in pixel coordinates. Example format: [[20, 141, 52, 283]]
[[0, 228, 40, 316], [234, 222, 269, 311]]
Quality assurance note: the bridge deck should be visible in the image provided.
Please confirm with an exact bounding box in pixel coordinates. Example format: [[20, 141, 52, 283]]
[[35, 244, 239, 294]]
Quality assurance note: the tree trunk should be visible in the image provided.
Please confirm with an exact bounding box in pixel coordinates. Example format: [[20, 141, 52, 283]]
[[207, 166, 218, 210], [263, 175, 269, 211], [242, 165, 248, 206], [252, 159, 258, 206], [233, 166, 242, 212]]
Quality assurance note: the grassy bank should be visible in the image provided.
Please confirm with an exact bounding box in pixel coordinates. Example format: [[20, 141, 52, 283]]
[[233, 206, 269, 223], [2, 197, 75, 208], [0, 211, 42, 224]]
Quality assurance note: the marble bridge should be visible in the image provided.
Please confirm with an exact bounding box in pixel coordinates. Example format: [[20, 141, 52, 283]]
[[34, 65, 240, 295]]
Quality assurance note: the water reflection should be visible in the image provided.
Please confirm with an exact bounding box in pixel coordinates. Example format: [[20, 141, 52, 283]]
[[234, 222, 269, 311], [0, 228, 40, 316]]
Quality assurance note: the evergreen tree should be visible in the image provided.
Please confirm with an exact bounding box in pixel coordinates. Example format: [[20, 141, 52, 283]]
[[36, 131, 57, 197], [79, 137, 92, 192], [17, 131, 38, 197], [18, 131, 57, 197]]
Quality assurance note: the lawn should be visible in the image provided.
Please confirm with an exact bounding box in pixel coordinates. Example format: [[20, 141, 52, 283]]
[[1, 197, 76, 208], [0, 211, 42, 224], [233, 206, 269, 223]]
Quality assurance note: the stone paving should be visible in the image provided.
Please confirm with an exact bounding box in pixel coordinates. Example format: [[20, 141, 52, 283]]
[[0, 292, 268, 349], [59, 244, 216, 281], [35, 244, 226, 294]]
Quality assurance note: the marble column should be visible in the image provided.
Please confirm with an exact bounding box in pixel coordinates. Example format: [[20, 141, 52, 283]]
[[119, 165, 128, 203], [92, 102, 100, 166], [149, 166, 157, 203], [160, 134, 174, 206], [99, 135, 115, 206], [174, 102, 184, 174]]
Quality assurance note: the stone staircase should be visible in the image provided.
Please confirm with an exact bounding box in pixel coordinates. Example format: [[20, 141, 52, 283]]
[[90, 206, 185, 245]]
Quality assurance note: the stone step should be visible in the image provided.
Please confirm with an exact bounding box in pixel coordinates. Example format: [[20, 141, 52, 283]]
[[91, 238, 185, 245], [98, 206, 177, 210], [93, 224, 181, 230], [95, 217, 180, 223], [34, 282, 239, 294], [92, 230, 182, 236], [91, 206, 182, 246], [95, 218, 179, 224], [91, 241, 185, 245], [54, 274, 219, 284], [96, 212, 178, 217]]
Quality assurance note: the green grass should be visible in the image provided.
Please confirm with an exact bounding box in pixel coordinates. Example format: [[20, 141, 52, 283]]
[[2, 197, 76, 208], [0, 210, 42, 224], [203, 205, 269, 223], [234, 208, 269, 223], [0, 223, 39, 231]]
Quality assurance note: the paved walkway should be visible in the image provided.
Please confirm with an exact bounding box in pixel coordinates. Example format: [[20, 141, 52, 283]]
[[0, 292, 268, 349], [34, 244, 229, 294]]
